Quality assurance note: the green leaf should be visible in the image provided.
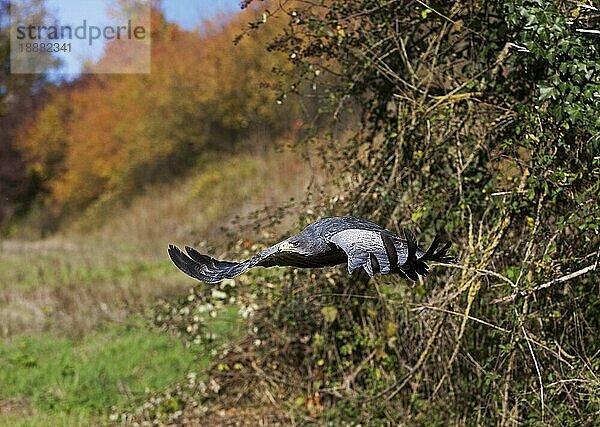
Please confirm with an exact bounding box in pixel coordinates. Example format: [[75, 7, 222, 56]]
[[539, 85, 555, 101], [321, 306, 338, 323]]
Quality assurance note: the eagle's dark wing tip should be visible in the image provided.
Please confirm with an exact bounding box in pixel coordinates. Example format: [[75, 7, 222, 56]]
[[168, 244, 243, 285], [168, 244, 187, 261], [167, 245, 189, 267], [184, 245, 204, 262], [167, 244, 179, 257]]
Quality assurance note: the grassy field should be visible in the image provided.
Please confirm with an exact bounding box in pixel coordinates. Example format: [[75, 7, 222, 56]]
[[0, 149, 316, 425], [0, 238, 187, 338], [0, 321, 195, 426], [0, 237, 241, 425]]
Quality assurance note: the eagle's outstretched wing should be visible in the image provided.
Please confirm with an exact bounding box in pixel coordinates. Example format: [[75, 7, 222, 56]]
[[168, 243, 346, 284]]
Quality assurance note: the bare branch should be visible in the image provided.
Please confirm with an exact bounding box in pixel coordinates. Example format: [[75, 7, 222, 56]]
[[494, 259, 598, 303]]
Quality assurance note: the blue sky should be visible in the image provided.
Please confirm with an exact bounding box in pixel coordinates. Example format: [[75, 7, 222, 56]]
[[163, 0, 241, 30], [43, 0, 241, 76]]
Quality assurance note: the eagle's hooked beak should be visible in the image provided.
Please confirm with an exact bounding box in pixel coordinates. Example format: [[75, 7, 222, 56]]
[[278, 241, 295, 252]]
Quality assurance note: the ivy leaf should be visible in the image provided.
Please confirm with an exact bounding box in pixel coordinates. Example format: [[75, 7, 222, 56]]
[[539, 85, 555, 101]]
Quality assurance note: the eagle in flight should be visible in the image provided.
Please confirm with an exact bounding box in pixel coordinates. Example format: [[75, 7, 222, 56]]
[[168, 217, 453, 284]]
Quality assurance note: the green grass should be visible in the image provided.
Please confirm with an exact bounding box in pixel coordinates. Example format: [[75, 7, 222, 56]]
[[0, 319, 197, 426]]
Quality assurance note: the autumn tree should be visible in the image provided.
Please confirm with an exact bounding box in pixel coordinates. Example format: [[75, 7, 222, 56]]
[[0, 0, 59, 229], [19, 5, 296, 223]]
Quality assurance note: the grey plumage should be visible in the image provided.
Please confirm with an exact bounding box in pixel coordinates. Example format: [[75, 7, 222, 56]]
[[168, 217, 453, 284]]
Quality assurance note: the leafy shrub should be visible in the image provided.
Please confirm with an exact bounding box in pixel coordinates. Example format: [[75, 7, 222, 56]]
[[128, 0, 600, 424]]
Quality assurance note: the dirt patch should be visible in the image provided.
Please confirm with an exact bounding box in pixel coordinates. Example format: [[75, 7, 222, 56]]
[[0, 398, 32, 417]]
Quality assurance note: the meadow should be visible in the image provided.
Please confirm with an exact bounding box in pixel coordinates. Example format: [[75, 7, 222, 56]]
[[0, 149, 315, 425]]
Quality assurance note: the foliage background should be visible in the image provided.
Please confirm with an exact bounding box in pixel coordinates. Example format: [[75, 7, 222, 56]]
[[139, 0, 599, 424]]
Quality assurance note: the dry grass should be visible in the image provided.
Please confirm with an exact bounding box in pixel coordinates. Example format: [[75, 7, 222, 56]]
[[74, 147, 324, 245], [0, 238, 184, 338], [0, 147, 324, 338], [0, 398, 31, 420]]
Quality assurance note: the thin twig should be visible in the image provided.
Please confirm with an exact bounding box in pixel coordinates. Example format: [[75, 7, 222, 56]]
[[490, 190, 527, 197], [494, 261, 598, 303], [436, 262, 516, 288], [575, 29, 600, 35], [412, 305, 510, 333], [517, 304, 545, 421]]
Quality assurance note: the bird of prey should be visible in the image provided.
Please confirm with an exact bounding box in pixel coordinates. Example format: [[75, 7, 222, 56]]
[[168, 217, 453, 284]]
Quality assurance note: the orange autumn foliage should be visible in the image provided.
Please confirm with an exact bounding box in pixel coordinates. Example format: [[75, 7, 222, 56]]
[[19, 6, 296, 214]]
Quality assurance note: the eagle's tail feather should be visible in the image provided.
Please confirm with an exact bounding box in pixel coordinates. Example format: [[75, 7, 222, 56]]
[[403, 228, 418, 262], [396, 234, 453, 281], [429, 240, 454, 263]]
